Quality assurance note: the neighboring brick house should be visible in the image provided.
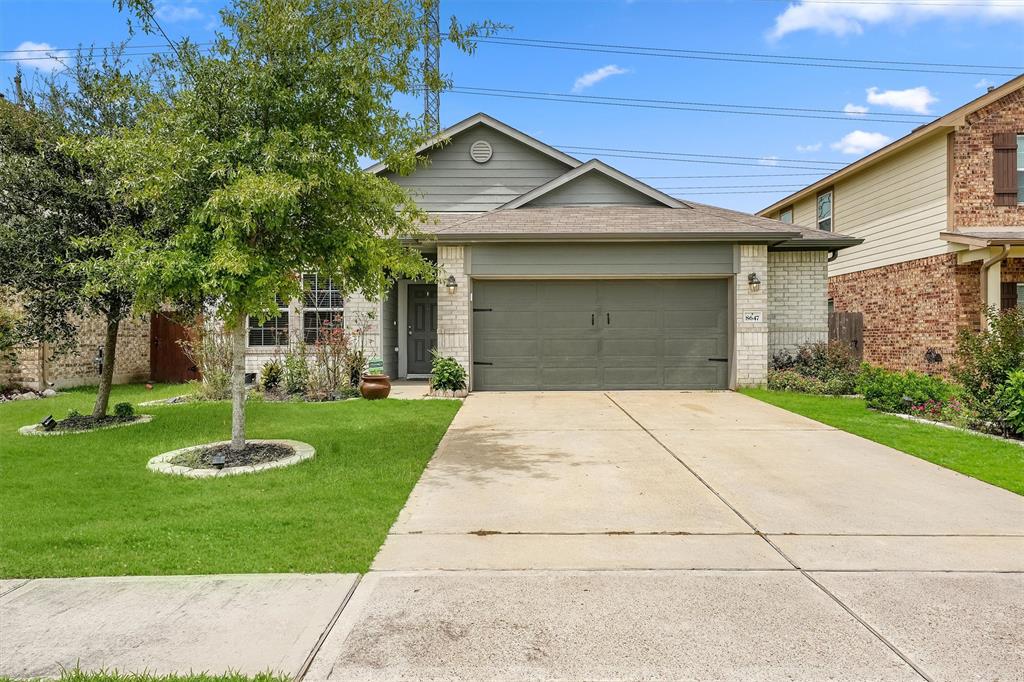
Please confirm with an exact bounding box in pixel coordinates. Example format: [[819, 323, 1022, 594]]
[[1, 313, 151, 390], [758, 75, 1024, 374]]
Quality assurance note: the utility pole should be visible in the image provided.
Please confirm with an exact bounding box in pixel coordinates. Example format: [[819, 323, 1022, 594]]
[[423, 0, 441, 133]]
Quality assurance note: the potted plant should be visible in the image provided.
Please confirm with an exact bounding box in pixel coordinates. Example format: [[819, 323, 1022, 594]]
[[360, 356, 391, 399]]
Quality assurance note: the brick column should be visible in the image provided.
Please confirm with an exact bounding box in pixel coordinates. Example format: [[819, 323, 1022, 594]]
[[735, 244, 769, 387], [343, 291, 382, 360], [437, 245, 471, 377]]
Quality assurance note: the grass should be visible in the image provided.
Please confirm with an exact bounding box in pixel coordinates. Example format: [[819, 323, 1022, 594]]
[[0, 384, 460, 578], [742, 388, 1024, 496]]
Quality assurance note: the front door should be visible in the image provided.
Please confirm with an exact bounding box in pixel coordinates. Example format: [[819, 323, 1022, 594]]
[[407, 283, 438, 375]]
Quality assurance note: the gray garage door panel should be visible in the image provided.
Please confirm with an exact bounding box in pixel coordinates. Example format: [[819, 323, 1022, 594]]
[[473, 279, 729, 390]]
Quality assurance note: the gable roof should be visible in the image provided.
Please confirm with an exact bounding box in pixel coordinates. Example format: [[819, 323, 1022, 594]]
[[757, 73, 1024, 217], [499, 159, 689, 210], [363, 112, 581, 175]]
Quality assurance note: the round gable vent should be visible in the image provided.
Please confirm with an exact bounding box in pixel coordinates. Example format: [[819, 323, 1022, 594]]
[[469, 139, 493, 164]]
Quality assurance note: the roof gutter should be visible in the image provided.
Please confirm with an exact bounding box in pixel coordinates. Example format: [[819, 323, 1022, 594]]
[[431, 231, 803, 243]]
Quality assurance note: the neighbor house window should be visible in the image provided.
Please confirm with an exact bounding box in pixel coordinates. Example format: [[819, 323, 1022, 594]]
[[302, 273, 344, 343], [779, 207, 794, 224], [248, 296, 290, 346], [1018, 283, 1024, 309], [816, 190, 833, 231], [1018, 134, 1024, 203]]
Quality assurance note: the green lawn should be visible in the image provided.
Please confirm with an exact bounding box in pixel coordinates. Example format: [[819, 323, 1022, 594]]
[[0, 384, 460, 578], [742, 388, 1024, 496]]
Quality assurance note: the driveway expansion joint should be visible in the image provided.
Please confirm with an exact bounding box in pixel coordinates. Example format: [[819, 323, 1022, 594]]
[[294, 575, 361, 682]]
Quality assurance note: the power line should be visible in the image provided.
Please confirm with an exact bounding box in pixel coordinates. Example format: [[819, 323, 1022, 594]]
[[450, 87, 932, 123], [749, 0, 1024, 6], [638, 173, 828, 178], [570, 152, 848, 171], [654, 184, 809, 190], [477, 37, 1022, 77], [558, 145, 847, 166], [667, 189, 813, 195]]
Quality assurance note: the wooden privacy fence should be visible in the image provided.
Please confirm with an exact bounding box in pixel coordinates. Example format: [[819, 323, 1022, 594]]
[[829, 312, 864, 361]]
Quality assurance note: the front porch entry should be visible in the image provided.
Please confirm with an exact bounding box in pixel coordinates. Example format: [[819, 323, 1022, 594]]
[[394, 281, 438, 379]]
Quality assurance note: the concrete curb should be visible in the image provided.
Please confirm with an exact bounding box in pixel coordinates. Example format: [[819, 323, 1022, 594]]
[[18, 414, 153, 437], [147, 439, 315, 478]]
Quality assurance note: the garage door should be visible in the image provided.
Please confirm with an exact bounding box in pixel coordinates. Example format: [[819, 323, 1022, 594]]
[[472, 279, 729, 390]]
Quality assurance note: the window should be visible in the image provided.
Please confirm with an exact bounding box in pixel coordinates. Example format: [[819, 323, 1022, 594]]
[[816, 190, 833, 232], [302, 273, 344, 343], [1018, 283, 1024, 309], [827, 298, 835, 314], [779, 207, 793, 224], [248, 297, 290, 346], [1018, 134, 1024, 203]]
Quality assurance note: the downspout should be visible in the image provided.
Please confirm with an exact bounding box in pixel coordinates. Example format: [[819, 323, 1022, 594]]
[[980, 244, 1011, 324], [828, 250, 839, 262]]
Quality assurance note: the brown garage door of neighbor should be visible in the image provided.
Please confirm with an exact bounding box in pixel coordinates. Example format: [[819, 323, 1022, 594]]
[[472, 279, 730, 391]]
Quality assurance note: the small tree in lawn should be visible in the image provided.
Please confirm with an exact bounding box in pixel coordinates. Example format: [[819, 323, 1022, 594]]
[[0, 51, 154, 417], [105, 0, 500, 451]]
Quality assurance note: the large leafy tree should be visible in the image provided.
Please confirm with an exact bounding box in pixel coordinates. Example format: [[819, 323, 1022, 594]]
[[0, 51, 153, 417], [106, 0, 498, 450]]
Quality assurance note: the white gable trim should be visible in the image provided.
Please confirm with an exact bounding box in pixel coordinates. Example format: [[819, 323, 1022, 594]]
[[363, 112, 581, 175], [499, 159, 690, 210]]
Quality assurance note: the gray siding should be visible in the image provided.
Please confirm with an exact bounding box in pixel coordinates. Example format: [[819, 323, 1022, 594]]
[[381, 284, 398, 378], [526, 172, 662, 207], [469, 243, 736, 277], [384, 124, 572, 212]]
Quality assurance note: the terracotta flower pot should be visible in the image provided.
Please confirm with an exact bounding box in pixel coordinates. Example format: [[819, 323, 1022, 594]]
[[359, 375, 391, 400]]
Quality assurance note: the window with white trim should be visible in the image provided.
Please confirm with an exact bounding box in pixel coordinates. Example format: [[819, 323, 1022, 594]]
[[302, 273, 344, 343], [248, 296, 290, 346], [816, 190, 833, 232]]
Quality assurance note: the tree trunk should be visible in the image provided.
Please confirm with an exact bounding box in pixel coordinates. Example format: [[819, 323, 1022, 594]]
[[230, 314, 247, 451], [92, 303, 121, 418]]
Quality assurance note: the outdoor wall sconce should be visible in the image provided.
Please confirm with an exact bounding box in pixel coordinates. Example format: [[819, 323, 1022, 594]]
[[747, 272, 761, 293], [445, 275, 458, 294]]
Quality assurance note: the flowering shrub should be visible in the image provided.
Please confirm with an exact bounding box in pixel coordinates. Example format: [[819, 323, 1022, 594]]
[[908, 397, 975, 429]]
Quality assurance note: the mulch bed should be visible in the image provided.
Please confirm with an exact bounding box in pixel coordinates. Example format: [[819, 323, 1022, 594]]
[[50, 414, 138, 433], [170, 442, 296, 469]]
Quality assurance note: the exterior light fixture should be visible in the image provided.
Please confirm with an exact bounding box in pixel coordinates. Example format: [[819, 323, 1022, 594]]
[[40, 415, 56, 431], [212, 452, 226, 469], [445, 275, 458, 294], [747, 272, 761, 293]]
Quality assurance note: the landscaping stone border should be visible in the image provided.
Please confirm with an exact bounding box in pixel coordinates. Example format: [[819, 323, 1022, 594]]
[[428, 388, 468, 399], [18, 414, 153, 436], [147, 439, 315, 478], [888, 412, 1024, 447]]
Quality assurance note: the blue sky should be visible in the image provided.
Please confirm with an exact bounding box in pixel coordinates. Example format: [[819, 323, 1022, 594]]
[[2, 0, 1023, 212]]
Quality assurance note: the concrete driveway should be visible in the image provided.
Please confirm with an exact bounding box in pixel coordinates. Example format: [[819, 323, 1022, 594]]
[[309, 391, 1024, 681]]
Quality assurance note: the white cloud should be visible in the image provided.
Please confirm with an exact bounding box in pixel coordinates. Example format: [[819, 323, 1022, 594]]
[[831, 130, 893, 155], [7, 41, 69, 72], [156, 3, 203, 22], [769, 0, 1024, 39], [759, 156, 780, 166], [572, 64, 629, 93], [866, 86, 937, 114], [843, 103, 869, 117], [796, 142, 822, 153]]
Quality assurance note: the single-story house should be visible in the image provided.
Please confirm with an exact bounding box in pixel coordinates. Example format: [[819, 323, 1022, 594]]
[[244, 113, 861, 391]]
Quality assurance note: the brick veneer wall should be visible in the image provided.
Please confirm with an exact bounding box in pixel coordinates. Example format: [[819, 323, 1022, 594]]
[[828, 253, 988, 374], [1, 313, 150, 389], [735, 244, 769, 387], [767, 250, 829, 357], [436, 245, 471, 379], [951, 86, 1024, 228]]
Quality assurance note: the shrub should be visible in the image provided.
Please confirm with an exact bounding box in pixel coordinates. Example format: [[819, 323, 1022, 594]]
[[995, 369, 1024, 436], [768, 341, 860, 394], [179, 323, 233, 400], [430, 353, 467, 392], [908, 397, 975, 429], [259, 359, 284, 392], [65, 408, 81, 419], [113, 402, 135, 418], [857, 364, 952, 413], [954, 307, 1024, 426], [283, 344, 309, 395], [768, 369, 827, 394]]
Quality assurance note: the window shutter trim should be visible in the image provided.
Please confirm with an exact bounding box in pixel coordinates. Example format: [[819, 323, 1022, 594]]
[[993, 132, 1018, 206]]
